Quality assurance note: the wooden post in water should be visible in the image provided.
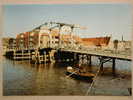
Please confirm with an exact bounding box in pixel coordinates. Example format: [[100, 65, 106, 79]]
[[99, 57, 104, 73], [73, 52, 77, 65], [28, 50, 30, 60], [76, 53, 78, 61], [112, 58, 116, 76], [89, 55, 92, 66], [74, 52, 76, 61], [81, 55, 83, 64], [22, 50, 24, 60], [44, 51, 46, 63], [13, 50, 16, 60], [49, 51, 52, 62], [50, 50, 56, 63], [100, 62, 103, 72], [38, 51, 41, 64]]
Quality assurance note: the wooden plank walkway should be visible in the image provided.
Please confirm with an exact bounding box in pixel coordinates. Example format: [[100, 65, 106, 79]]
[[5, 47, 132, 61], [61, 48, 132, 61]]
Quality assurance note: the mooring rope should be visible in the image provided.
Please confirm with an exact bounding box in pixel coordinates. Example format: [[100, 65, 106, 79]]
[[85, 61, 103, 95]]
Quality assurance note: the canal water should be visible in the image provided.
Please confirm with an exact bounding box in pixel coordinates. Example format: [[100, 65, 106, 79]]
[[2, 57, 131, 96]]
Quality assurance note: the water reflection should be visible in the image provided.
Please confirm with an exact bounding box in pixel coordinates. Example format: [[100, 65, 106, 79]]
[[3, 57, 131, 96]]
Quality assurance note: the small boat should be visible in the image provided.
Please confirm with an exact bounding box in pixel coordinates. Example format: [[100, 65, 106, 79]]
[[66, 66, 95, 81]]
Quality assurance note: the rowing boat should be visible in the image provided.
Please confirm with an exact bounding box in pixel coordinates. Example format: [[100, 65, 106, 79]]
[[66, 67, 95, 81]]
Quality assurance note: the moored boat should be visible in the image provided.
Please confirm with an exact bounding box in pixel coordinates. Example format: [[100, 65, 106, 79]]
[[81, 36, 111, 47], [66, 67, 95, 81]]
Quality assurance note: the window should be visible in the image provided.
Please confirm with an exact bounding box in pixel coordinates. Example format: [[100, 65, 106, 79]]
[[30, 33, 34, 36], [21, 35, 24, 38]]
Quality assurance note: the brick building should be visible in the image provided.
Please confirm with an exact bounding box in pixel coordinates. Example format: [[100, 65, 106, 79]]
[[16, 29, 40, 49], [9, 38, 16, 49]]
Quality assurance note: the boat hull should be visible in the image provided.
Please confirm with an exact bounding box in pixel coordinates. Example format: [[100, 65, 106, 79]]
[[66, 71, 94, 82], [82, 36, 111, 47]]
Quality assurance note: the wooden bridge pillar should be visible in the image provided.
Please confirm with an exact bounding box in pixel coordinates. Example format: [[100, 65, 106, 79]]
[[22, 50, 24, 60], [99, 57, 105, 74], [44, 51, 46, 61], [74, 52, 77, 61], [88, 55, 92, 66], [48, 50, 55, 62], [74, 53, 79, 64], [13, 50, 16, 60], [98, 57, 116, 76], [80, 54, 83, 64], [100, 62, 104, 72], [112, 58, 116, 76], [28, 50, 31, 60]]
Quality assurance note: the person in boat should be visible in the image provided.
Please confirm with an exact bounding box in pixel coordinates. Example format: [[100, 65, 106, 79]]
[[67, 66, 73, 72], [77, 64, 86, 73]]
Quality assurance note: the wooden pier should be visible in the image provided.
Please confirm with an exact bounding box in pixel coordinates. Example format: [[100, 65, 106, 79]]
[[4, 46, 132, 76], [60, 48, 131, 61], [57, 48, 131, 76]]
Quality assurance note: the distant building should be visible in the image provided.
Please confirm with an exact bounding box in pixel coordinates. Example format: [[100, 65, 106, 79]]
[[60, 34, 82, 49], [40, 33, 50, 48], [16, 30, 40, 49], [2, 37, 16, 55], [118, 40, 131, 51], [106, 40, 131, 51], [2, 37, 10, 48], [50, 29, 60, 48], [16, 33, 25, 49], [9, 38, 16, 49]]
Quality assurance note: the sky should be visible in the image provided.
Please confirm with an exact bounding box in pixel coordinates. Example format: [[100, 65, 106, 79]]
[[3, 4, 132, 40]]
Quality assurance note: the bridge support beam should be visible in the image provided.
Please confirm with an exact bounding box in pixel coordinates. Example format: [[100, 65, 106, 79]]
[[112, 58, 116, 76], [22, 50, 24, 60], [88, 55, 92, 66], [98, 57, 117, 76], [100, 62, 104, 72], [98, 57, 112, 74]]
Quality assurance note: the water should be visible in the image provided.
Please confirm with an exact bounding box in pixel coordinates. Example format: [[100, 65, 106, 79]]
[[2, 57, 132, 96]]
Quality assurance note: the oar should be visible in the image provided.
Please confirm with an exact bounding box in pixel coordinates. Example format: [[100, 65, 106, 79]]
[[66, 68, 80, 78], [85, 61, 103, 95]]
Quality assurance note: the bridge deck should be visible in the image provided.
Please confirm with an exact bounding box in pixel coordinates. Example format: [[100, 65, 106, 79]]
[[5, 47, 132, 61], [61, 49, 132, 61]]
